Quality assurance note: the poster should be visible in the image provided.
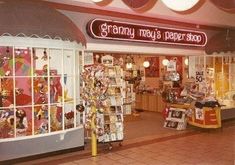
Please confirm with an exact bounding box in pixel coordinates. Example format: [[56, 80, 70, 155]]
[[145, 57, 159, 77]]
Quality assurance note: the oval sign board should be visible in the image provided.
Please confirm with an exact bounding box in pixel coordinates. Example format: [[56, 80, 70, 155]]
[[87, 18, 207, 47]]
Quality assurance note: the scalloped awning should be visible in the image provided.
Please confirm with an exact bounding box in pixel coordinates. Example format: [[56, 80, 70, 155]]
[[0, 0, 86, 46]]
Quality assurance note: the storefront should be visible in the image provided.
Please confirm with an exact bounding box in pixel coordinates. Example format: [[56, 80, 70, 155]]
[[56, 4, 235, 131], [1, 0, 235, 162], [0, 1, 85, 162]]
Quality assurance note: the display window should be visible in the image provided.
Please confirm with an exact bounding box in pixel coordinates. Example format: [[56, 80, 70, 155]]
[[0, 45, 83, 139], [189, 55, 235, 107]]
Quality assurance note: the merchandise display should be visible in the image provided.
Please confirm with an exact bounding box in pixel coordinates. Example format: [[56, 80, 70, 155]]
[[187, 100, 221, 128], [0, 46, 82, 139], [164, 107, 187, 130], [81, 63, 125, 144], [97, 65, 124, 143]]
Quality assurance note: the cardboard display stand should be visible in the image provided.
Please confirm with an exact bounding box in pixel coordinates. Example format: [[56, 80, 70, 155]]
[[164, 107, 187, 130]]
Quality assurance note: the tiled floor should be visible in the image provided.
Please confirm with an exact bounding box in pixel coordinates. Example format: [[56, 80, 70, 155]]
[[14, 112, 235, 165]]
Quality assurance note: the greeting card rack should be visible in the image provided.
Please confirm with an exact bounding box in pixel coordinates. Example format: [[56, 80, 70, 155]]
[[97, 66, 125, 150]]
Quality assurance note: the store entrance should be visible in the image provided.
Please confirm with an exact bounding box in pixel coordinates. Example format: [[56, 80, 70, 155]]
[[84, 52, 190, 142]]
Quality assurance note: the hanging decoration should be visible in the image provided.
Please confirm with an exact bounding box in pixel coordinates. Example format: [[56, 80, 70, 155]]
[[41, 48, 48, 61]]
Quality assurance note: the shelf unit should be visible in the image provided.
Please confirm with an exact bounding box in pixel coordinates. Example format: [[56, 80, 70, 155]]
[[97, 66, 124, 143]]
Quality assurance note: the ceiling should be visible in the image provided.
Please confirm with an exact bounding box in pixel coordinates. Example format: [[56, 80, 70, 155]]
[[45, 0, 235, 29]]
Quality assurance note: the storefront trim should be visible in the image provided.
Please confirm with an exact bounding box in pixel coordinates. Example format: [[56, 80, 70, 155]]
[[86, 42, 206, 55]]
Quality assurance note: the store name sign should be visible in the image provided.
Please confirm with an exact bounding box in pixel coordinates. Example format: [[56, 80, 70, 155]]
[[87, 19, 207, 47]]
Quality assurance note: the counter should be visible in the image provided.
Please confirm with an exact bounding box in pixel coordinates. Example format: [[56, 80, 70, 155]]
[[135, 94, 166, 112]]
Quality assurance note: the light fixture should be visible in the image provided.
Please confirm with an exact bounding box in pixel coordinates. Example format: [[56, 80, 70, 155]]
[[161, 0, 199, 11], [143, 61, 150, 68], [162, 59, 169, 66], [126, 63, 133, 69], [184, 58, 189, 65], [91, 0, 103, 2]]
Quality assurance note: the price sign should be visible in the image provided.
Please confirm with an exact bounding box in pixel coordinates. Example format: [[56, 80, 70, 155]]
[[196, 71, 204, 83]]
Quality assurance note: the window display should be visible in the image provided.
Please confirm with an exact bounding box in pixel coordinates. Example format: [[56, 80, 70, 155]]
[[0, 46, 83, 139], [189, 55, 235, 107]]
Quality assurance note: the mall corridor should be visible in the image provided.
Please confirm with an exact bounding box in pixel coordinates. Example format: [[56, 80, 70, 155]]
[[15, 121, 235, 165]]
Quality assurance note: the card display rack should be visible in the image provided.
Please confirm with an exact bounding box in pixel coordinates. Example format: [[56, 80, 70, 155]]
[[97, 66, 124, 149]]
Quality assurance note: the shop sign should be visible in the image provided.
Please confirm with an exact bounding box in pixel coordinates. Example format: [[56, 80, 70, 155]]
[[87, 18, 207, 47]]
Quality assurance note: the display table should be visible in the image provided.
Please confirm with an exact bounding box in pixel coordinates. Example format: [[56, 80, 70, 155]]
[[169, 103, 222, 129], [188, 106, 221, 128]]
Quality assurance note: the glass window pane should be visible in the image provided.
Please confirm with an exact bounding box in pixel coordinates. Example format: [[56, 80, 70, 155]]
[[34, 105, 48, 135], [64, 76, 74, 102], [49, 77, 62, 104], [33, 48, 48, 76], [50, 105, 62, 132], [63, 50, 74, 76], [0, 78, 14, 107], [33, 77, 48, 104], [0, 46, 13, 76], [16, 107, 32, 137], [15, 48, 31, 76], [64, 103, 74, 129], [15, 77, 32, 106], [0, 108, 14, 138], [49, 49, 62, 75]]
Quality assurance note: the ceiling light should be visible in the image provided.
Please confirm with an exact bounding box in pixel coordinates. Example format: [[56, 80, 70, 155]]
[[91, 0, 103, 2], [162, 59, 169, 66], [184, 58, 189, 65], [161, 0, 199, 11], [143, 61, 150, 68], [126, 63, 133, 69]]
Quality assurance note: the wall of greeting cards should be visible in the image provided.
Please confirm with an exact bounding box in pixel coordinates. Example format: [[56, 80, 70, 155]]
[[0, 36, 85, 161]]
